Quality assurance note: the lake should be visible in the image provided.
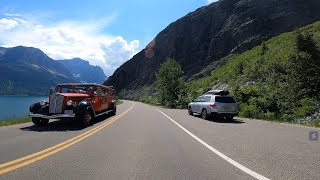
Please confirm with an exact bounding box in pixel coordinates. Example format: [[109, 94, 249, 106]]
[[0, 96, 48, 121]]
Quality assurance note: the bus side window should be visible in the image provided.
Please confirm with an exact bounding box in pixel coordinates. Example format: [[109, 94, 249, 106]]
[[96, 87, 102, 98], [101, 88, 106, 97], [106, 89, 109, 96]]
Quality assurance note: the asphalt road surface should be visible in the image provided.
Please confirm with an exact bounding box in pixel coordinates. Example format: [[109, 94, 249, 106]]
[[0, 101, 319, 180]]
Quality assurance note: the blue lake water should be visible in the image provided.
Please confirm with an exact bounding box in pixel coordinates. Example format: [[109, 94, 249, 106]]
[[0, 96, 48, 121]]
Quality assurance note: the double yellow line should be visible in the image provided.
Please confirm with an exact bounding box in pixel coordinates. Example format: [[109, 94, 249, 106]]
[[0, 103, 134, 175]]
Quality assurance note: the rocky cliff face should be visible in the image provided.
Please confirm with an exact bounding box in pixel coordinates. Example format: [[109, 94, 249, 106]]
[[105, 0, 320, 96]]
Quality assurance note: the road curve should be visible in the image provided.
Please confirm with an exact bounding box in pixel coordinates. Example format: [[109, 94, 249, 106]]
[[0, 101, 319, 180]]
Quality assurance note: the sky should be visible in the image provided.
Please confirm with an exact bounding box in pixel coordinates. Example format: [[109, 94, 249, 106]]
[[0, 0, 218, 76]]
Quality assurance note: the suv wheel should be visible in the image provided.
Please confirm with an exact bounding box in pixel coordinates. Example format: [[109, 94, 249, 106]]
[[201, 109, 209, 120], [32, 117, 49, 126], [188, 107, 193, 115]]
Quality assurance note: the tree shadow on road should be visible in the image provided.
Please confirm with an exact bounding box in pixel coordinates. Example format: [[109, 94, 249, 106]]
[[20, 114, 113, 132]]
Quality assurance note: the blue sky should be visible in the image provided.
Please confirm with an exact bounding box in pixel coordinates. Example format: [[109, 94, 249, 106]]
[[0, 0, 217, 76]]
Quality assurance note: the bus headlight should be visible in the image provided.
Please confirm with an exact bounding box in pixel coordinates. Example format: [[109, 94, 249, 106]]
[[39, 101, 47, 106], [66, 100, 73, 106]]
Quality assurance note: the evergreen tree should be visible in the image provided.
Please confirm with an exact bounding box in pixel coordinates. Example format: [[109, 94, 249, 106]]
[[156, 58, 184, 107], [292, 30, 320, 98]]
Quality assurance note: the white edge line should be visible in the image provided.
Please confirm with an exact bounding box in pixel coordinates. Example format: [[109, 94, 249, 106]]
[[156, 109, 270, 180]]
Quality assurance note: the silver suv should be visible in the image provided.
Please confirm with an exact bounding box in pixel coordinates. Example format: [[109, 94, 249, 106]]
[[188, 90, 238, 120]]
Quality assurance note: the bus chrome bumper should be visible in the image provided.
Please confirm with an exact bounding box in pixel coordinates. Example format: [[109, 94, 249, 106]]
[[29, 112, 75, 119]]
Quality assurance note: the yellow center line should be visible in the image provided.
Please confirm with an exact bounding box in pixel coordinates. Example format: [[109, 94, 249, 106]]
[[0, 103, 134, 175], [0, 108, 128, 169]]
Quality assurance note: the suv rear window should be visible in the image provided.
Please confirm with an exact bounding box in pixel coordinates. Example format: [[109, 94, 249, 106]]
[[215, 96, 236, 103]]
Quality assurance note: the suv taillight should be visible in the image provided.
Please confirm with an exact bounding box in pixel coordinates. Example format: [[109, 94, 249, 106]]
[[210, 104, 217, 108]]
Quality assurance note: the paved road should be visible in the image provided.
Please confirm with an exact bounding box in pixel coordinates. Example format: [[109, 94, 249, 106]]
[[0, 101, 319, 180]]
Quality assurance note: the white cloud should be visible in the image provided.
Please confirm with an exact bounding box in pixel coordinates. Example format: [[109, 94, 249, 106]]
[[0, 18, 19, 30], [0, 14, 139, 77], [101, 37, 139, 70], [4, 13, 21, 17], [208, 0, 219, 4]]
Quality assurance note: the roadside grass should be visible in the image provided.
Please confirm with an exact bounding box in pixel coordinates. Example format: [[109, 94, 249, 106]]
[[237, 116, 320, 128], [292, 118, 320, 128], [0, 117, 32, 127], [139, 96, 161, 106], [116, 99, 124, 105]]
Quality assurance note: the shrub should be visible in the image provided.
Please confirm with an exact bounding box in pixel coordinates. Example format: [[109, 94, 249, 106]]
[[239, 104, 261, 118], [293, 98, 317, 117]]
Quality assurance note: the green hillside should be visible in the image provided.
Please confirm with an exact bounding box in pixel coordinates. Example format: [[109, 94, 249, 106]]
[[188, 21, 320, 123]]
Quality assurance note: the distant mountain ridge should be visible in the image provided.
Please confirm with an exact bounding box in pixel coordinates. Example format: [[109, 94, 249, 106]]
[[58, 58, 106, 83], [0, 46, 77, 95], [0, 46, 72, 77], [0, 46, 106, 95], [105, 0, 320, 97]]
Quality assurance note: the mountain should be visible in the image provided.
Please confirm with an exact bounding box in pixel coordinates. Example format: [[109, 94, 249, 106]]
[[58, 58, 106, 83], [0, 46, 77, 95], [105, 0, 320, 97], [0, 46, 72, 77]]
